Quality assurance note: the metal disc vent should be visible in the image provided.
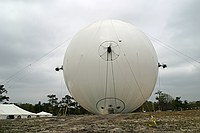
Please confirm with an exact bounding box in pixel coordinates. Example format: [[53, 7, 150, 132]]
[[98, 41, 120, 61]]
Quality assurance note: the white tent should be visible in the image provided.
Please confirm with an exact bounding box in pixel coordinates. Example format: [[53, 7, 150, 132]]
[[36, 111, 52, 117], [0, 104, 36, 119]]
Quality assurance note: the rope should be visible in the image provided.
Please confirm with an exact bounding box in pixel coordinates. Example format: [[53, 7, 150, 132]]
[[123, 54, 146, 102], [122, 49, 157, 126], [112, 21, 157, 126], [0, 39, 70, 85], [159, 72, 161, 91], [150, 35, 200, 64], [148, 34, 200, 69], [104, 52, 109, 109], [111, 20, 120, 41], [111, 56, 117, 108]]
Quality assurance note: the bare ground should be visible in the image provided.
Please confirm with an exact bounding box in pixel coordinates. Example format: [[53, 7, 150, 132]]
[[0, 110, 200, 133]]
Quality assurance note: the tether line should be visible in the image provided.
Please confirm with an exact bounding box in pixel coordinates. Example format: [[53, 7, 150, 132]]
[[104, 52, 109, 109], [111, 60, 117, 108]]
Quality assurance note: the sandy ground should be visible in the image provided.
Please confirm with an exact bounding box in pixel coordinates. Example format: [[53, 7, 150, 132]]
[[0, 110, 200, 133]]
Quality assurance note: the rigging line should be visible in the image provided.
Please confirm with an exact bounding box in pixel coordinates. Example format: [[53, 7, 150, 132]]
[[114, 22, 152, 111], [58, 70, 64, 99], [159, 72, 161, 91], [116, 24, 156, 122], [115, 59, 130, 103], [123, 54, 146, 100], [148, 34, 200, 64], [110, 21, 121, 105], [150, 37, 200, 69], [1, 64, 31, 85], [77, 20, 103, 72], [116, 45, 135, 104], [111, 44, 119, 48], [26, 39, 69, 65], [122, 51, 152, 112], [6, 68, 30, 89], [104, 52, 109, 109], [111, 20, 136, 103], [111, 20, 120, 41], [111, 53, 117, 108], [119, 47, 153, 113], [0, 38, 70, 85], [6, 43, 66, 89], [30, 43, 67, 69], [98, 56, 102, 94], [76, 21, 103, 102], [100, 51, 107, 57], [112, 51, 120, 56]]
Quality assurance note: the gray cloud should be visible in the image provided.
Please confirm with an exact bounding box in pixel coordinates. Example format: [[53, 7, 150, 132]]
[[0, 0, 199, 103], [151, 0, 200, 101]]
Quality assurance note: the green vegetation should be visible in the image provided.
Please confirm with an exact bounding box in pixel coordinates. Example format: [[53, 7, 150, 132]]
[[136, 90, 200, 112], [17, 91, 200, 115], [0, 85, 9, 102], [17, 94, 90, 115], [1, 85, 199, 115]]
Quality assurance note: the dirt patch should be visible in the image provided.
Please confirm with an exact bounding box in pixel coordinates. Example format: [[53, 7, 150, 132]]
[[0, 110, 200, 133]]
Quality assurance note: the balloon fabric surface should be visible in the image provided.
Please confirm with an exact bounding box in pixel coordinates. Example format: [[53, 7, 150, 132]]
[[63, 20, 158, 114]]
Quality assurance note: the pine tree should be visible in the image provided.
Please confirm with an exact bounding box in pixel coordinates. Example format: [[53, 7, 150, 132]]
[[0, 85, 9, 103]]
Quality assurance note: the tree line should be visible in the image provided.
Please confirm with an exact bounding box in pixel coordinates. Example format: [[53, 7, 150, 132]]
[[1, 85, 200, 115], [17, 94, 90, 115], [136, 90, 200, 112]]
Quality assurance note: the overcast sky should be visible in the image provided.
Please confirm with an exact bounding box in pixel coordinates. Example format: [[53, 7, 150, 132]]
[[0, 0, 199, 104]]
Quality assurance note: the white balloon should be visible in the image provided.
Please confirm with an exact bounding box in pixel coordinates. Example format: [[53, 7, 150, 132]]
[[63, 20, 158, 114]]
